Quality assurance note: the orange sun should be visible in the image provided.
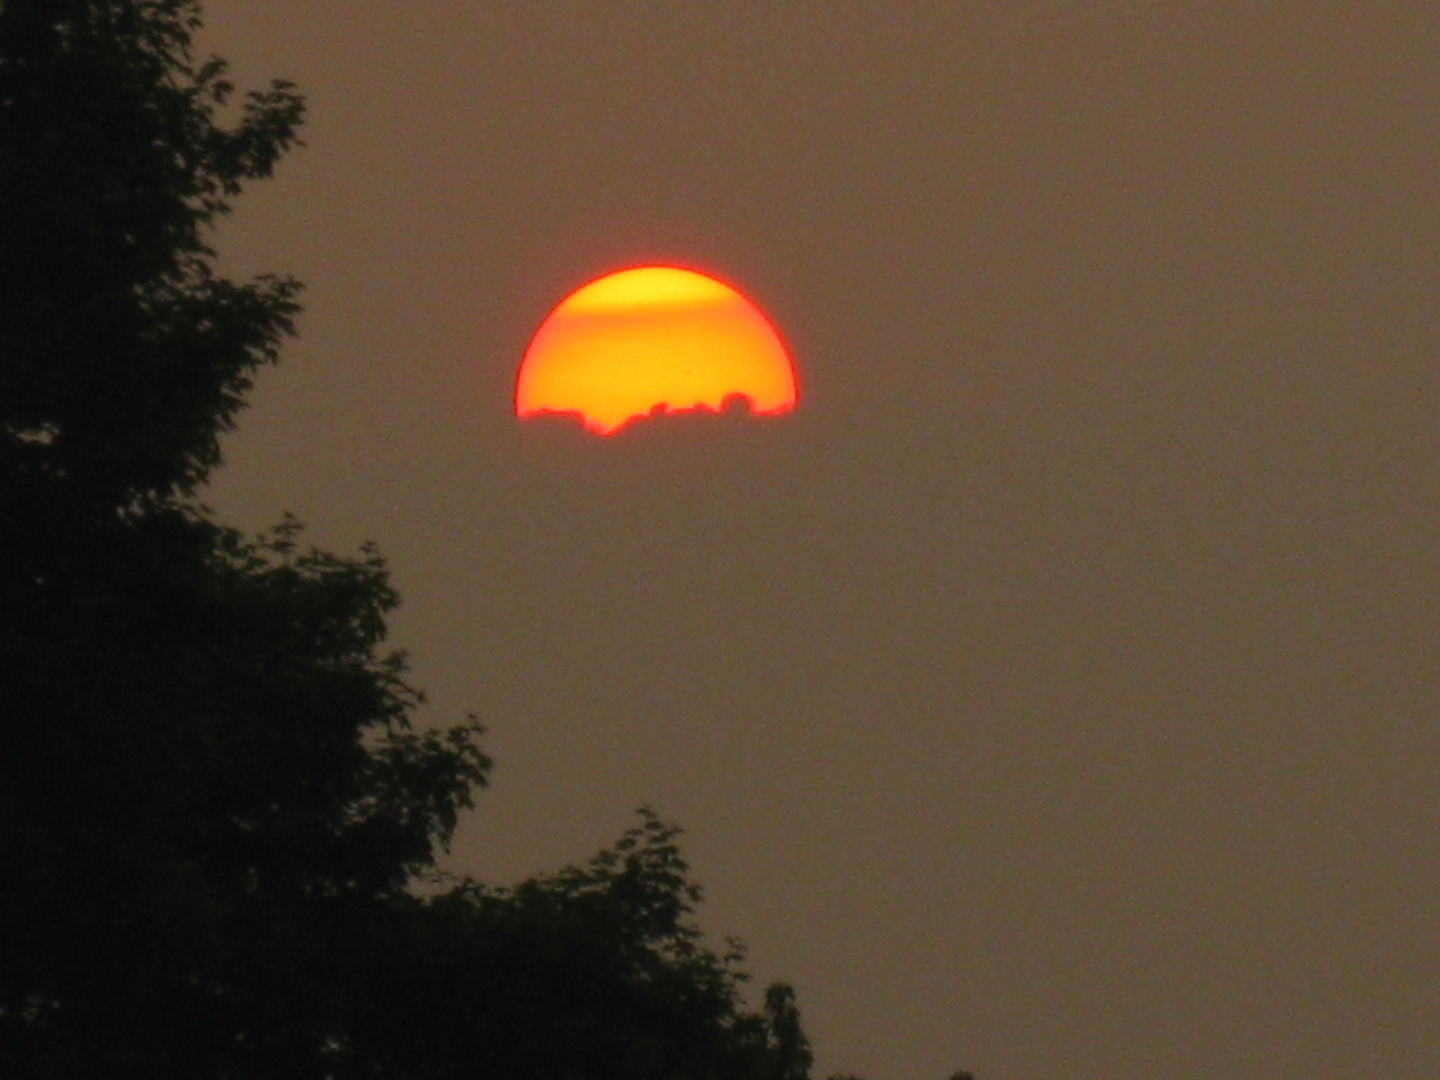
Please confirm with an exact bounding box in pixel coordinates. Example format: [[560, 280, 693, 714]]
[[516, 266, 797, 435]]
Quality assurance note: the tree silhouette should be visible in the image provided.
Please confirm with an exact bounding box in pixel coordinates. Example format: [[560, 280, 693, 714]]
[[341, 809, 820, 1080], [0, 3, 972, 1077], [1, 1, 480, 1073]]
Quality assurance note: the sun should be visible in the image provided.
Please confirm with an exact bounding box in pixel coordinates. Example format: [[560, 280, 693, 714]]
[[515, 266, 797, 435]]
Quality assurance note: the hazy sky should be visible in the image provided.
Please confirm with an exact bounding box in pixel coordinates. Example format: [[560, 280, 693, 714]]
[[201, 5, 1438, 1077]]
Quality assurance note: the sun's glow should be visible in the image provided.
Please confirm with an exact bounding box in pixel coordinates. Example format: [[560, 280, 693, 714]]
[[516, 266, 797, 435]]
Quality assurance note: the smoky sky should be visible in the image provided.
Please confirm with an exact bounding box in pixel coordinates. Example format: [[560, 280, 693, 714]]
[[202, 5, 1440, 1078]]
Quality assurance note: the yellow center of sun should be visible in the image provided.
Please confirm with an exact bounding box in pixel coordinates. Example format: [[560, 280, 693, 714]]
[[516, 267, 797, 435]]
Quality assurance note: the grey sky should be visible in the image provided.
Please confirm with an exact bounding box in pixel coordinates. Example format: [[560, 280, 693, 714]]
[[203, 5, 1440, 1077]]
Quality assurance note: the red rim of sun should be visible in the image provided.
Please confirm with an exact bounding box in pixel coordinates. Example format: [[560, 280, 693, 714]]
[[515, 266, 798, 435]]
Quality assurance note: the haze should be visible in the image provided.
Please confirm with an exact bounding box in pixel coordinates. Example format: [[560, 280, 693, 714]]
[[202, 5, 1439, 1078]]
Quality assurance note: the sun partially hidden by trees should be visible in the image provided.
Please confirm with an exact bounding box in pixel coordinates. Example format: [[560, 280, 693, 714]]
[[0, 3, 972, 1077]]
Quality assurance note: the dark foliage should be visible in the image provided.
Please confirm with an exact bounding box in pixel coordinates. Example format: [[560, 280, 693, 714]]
[[0, 0, 304, 511], [0, 3, 977, 1077], [0, 2, 482, 1074], [338, 810, 815, 1080]]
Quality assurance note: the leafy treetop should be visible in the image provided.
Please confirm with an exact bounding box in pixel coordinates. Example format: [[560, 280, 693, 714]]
[[0, 3, 973, 1078]]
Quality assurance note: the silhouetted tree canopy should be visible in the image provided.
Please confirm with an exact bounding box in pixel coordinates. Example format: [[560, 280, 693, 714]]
[[339, 810, 817, 1080], [0, 3, 975, 1078]]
